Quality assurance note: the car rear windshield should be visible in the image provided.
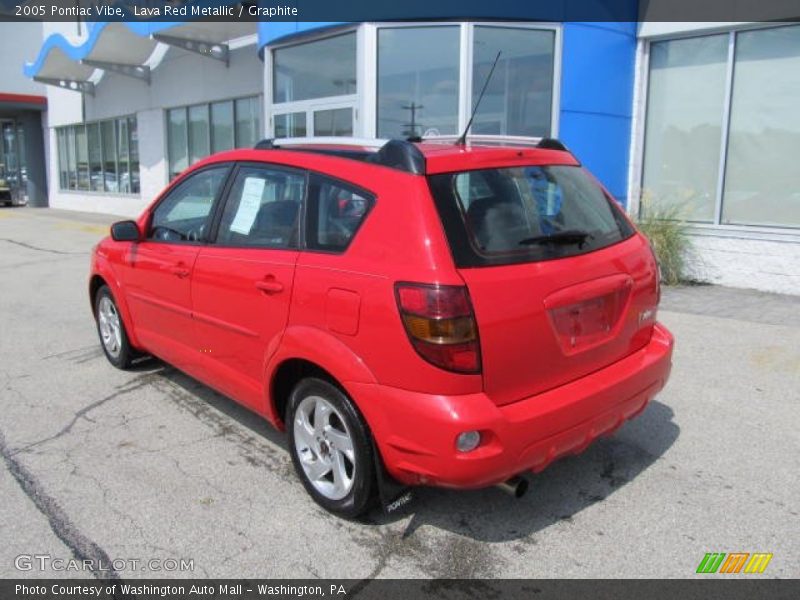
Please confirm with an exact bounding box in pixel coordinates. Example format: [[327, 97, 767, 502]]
[[427, 165, 635, 267]]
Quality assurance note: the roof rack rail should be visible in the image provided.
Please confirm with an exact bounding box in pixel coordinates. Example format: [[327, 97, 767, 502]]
[[253, 137, 426, 175], [419, 134, 544, 147], [417, 134, 571, 153], [275, 136, 389, 149]]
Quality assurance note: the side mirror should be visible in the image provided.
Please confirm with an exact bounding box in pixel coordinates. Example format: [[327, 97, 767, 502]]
[[110, 220, 140, 242]]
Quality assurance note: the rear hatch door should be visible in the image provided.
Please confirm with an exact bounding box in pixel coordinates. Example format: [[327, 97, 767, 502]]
[[428, 164, 659, 406]]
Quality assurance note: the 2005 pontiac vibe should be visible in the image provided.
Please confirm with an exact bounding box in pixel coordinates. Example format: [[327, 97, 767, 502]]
[[89, 137, 673, 517]]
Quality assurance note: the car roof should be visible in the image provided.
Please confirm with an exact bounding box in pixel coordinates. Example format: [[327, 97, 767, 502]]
[[189, 137, 580, 177], [412, 141, 580, 174]]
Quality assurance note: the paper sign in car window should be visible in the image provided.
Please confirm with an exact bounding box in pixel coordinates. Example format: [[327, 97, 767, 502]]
[[229, 177, 266, 235]]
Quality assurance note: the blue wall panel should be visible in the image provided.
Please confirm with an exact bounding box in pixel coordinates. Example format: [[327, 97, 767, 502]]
[[559, 22, 637, 204]]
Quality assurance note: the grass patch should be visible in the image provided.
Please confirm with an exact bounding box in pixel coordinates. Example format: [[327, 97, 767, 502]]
[[635, 200, 691, 286]]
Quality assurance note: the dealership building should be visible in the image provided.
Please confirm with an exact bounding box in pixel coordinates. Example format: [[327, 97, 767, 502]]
[[17, 13, 800, 294]]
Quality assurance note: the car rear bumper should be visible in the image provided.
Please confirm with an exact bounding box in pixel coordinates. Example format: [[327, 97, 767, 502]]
[[350, 322, 674, 489]]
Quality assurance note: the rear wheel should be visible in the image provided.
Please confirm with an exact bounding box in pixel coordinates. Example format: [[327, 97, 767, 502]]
[[286, 378, 376, 517], [94, 285, 135, 369]]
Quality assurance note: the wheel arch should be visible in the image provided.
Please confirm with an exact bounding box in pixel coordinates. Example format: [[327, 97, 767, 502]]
[[265, 326, 377, 430], [88, 265, 142, 349]]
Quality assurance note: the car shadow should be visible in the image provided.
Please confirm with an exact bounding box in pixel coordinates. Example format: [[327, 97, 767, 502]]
[[134, 357, 679, 543], [369, 399, 680, 542]]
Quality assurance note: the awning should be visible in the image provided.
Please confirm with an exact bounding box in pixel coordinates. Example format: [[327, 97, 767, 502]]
[[30, 44, 97, 95], [24, 20, 257, 93]]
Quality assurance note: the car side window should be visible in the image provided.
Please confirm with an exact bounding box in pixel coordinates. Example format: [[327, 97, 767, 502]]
[[216, 166, 306, 248], [149, 167, 228, 242], [306, 174, 374, 252]]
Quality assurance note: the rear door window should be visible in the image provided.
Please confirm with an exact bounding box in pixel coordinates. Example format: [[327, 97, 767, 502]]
[[305, 174, 374, 252], [428, 165, 635, 266]]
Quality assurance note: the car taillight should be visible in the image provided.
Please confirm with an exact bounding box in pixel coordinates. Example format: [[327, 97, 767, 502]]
[[395, 282, 481, 374], [647, 242, 662, 305]]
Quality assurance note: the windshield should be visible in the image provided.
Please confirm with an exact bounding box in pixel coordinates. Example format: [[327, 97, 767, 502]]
[[428, 165, 635, 266]]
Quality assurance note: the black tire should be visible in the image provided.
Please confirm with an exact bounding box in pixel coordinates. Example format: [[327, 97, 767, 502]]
[[286, 377, 376, 518], [94, 285, 135, 369]]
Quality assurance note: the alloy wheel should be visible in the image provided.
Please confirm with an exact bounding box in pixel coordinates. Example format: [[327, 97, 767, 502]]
[[293, 394, 356, 501]]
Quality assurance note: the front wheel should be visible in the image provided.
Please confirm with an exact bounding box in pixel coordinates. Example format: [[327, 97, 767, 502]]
[[94, 285, 135, 369], [286, 378, 376, 518]]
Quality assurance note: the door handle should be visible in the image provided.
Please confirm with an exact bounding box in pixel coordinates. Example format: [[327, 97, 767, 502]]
[[169, 263, 190, 278], [255, 279, 284, 294]]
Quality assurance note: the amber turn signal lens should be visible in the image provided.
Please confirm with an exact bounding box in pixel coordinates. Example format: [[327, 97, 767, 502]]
[[402, 315, 476, 344]]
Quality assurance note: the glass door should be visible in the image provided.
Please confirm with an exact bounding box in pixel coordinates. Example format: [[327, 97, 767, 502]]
[[0, 120, 26, 204]]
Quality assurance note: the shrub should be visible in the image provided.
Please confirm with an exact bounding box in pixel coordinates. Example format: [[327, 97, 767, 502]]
[[635, 199, 691, 286]]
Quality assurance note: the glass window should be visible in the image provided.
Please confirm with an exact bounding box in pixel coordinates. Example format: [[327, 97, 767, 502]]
[[75, 125, 89, 191], [274, 112, 307, 138], [641, 35, 728, 222], [377, 26, 460, 138], [235, 97, 260, 148], [211, 101, 235, 153], [16, 123, 26, 186], [306, 174, 373, 252], [87, 123, 103, 192], [128, 116, 139, 194], [116, 118, 130, 193], [313, 108, 353, 136], [167, 108, 188, 180], [66, 127, 77, 190], [273, 33, 357, 103], [1, 123, 19, 190], [471, 26, 555, 137], [168, 97, 260, 179], [56, 118, 137, 194], [216, 166, 306, 248], [722, 25, 800, 228], [149, 166, 228, 242], [428, 165, 634, 263], [57, 129, 68, 189], [188, 104, 210, 165], [101, 121, 117, 193]]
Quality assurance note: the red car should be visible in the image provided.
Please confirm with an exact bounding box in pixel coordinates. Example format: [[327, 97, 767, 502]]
[[90, 137, 673, 517]]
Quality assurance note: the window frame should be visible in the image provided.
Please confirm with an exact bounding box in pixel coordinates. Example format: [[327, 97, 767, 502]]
[[264, 22, 562, 141], [55, 115, 139, 196], [144, 162, 234, 246], [633, 23, 800, 238], [304, 172, 376, 254], [203, 161, 378, 255], [268, 28, 360, 139], [371, 21, 561, 139], [165, 95, 263, 182]]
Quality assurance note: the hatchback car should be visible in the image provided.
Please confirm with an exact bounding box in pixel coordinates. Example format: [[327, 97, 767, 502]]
[[90, 137, 673, 517]]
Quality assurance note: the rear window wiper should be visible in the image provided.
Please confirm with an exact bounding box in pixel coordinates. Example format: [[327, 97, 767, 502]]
[[518, 229, 593, 247]]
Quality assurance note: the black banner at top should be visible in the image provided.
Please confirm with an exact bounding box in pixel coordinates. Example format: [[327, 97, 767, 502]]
[[2, 0, 800, 23]]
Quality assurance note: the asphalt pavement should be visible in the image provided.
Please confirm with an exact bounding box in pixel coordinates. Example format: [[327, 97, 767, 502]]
[[1, 206, 797, 579]]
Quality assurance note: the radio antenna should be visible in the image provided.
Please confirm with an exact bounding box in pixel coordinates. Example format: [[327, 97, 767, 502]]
[[456, 51, 502, 146]]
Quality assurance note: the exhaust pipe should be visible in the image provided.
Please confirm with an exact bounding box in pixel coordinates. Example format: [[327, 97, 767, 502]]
[[496, 476, 529, 499]]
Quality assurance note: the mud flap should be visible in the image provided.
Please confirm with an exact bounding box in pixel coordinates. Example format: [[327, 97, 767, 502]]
[[371, 439, 413, 514]]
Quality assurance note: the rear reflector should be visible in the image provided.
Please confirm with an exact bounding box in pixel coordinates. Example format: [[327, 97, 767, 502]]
[[395, 283, 481, 374]]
